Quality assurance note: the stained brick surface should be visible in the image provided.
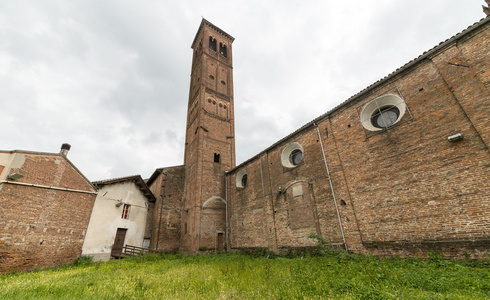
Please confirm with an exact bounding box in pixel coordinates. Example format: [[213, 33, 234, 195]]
[[180, 19, 235, 253], [147, 166, 185, 252], [0, 152, 96, 272], [226, 19, 490, 259]]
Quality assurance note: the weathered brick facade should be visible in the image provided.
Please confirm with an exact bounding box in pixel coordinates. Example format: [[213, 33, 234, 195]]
[[180, 19, 235, 253], [4, 17, 486, 268], [146, 17, 489, 259], [226, 17, 490, 259], [0, 150, 97, 272], [146, 166, 185, 252]]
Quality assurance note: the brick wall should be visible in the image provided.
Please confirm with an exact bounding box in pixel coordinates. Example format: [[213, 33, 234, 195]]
[[181, 19, 235, 253], [226, 19, 490, 259], [148, 166, 185, 252], [0, 153, 96, 272]]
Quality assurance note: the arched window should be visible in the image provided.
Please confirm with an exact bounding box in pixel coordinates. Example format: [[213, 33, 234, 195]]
[[209, 36, 217, 52], [219, 43, 227, 57], [236, 169, 248, 189]]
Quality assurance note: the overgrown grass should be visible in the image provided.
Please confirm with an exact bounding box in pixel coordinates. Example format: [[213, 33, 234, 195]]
[[1, 250, 489, 299]]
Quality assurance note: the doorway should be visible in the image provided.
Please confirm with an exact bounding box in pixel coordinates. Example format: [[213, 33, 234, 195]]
[[111, 228, 127, 258]]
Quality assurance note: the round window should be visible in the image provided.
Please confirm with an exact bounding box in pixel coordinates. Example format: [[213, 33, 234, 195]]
[[281, 142, 304, 169], [360, 94, 407, 132], [236, 169, 248, 189], [371, 106, 400, 128], [290, 149, 303, 165]]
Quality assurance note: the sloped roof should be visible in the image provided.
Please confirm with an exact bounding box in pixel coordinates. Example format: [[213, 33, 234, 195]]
[[229, 16, 490, 174], [191, 18, 235, 49], [0, 149, 96, 192], [93, 175, 156, 202], [325, 16, 490, 118], [146, 165, 185, 187]]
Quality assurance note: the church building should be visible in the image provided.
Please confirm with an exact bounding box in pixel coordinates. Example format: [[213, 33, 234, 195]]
[[2, 9, 489, 274], [147, 16, 490, 259]]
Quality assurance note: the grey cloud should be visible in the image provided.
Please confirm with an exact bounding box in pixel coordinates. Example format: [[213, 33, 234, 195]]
[[1, 0, 485, 181]]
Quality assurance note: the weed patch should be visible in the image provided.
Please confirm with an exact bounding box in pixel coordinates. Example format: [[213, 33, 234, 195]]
[[0, 252, 489, 299]]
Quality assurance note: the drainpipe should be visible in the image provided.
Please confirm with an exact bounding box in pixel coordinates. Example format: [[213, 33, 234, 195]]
[[314, 122, 348, 251]]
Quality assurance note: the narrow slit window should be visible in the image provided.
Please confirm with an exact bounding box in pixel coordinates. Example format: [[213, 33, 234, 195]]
[[214, 153, 220, 163]]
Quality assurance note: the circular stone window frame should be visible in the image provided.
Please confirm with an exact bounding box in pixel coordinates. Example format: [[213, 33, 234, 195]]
[[236, 169, 248, 190], [360, 94, 407, 132], [281, 142, 304, 169]]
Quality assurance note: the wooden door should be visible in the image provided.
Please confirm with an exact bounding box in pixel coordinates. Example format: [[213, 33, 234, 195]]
[[111, 228, 127, 258]]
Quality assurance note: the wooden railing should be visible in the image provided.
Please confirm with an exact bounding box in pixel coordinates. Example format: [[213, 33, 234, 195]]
[[111, 244, 152, 258], [122, 245, 150, 256]]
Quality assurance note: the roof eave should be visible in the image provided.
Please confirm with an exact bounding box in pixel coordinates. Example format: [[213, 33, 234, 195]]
[[228, 16, 490, 174]]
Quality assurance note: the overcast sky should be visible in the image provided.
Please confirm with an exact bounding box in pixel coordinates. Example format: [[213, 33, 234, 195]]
[[0, 1, 486, 181]]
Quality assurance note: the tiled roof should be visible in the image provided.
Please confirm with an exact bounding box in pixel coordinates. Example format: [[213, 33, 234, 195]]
[[92, 175, 142, 185], [0, 149, 95, 190], [229, 16, 490, 174], [92, 175, 156, 202]]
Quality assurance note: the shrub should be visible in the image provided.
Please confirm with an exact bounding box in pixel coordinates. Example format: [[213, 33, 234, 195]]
[[72, 255, 93, 266], [240, 248, 276, 258]]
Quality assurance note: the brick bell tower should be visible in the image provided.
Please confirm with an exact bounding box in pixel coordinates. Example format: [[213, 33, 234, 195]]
[[180, 19, 235, 253]]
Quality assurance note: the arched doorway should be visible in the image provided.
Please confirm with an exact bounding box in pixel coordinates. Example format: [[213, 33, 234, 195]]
[[201, 196, 226, 251]]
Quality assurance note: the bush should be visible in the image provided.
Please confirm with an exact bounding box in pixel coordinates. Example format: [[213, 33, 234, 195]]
[[240, 248, 276, 259], [72, 255, 93, 266]]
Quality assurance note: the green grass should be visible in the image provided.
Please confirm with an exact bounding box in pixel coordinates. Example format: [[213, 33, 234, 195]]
[[1, 251, 489, 299]]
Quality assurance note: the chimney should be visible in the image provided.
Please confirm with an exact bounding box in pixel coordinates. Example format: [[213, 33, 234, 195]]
[[60, 143, 71, 157]]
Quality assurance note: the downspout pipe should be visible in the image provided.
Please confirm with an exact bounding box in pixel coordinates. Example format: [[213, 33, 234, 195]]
[[313, 122, 348, 251]]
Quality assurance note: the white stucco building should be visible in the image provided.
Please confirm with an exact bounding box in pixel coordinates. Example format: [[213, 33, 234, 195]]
[[82, 175, 155, 261]]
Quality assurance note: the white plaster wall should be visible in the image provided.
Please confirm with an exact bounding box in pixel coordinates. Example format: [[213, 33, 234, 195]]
[[0, 152, 13, 180], [0, 152, 28, 182], [82, 181, 150, 261], [0, 152, 12, 166]]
